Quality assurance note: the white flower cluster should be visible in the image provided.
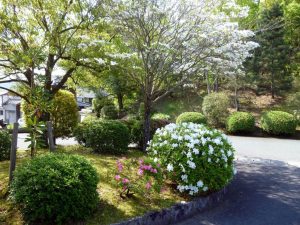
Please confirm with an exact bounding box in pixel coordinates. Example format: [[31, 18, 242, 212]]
[[147, 122, 235, 196]]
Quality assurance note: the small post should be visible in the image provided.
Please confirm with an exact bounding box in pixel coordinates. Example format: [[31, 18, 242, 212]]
[[47, 121, 55, 152], [9, 122, 18, 184]]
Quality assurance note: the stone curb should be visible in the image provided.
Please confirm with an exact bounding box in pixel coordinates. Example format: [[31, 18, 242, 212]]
[[111, 185, 230, 225]]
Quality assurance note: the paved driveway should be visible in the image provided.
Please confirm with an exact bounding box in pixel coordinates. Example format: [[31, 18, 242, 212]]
[[229, 135, 300, 167], [176, 160, 300, 225]]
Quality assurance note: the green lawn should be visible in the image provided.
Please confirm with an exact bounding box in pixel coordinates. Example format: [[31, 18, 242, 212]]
[[0, 146, 186, 225]]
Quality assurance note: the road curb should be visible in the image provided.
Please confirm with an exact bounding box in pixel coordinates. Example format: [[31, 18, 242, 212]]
[[111, 184, 230, 225]]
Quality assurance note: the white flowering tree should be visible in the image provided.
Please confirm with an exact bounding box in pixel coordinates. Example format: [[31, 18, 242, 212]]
[[111, 0, 258, 150]]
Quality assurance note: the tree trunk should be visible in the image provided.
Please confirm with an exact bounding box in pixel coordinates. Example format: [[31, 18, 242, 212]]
[[142, 96, 151, 151], [271, 71, 275, 99], [117, 93, 124, 111], [213, 77, 219, 92], [205, 70, 211, 94], [234, 75, 239, 111]]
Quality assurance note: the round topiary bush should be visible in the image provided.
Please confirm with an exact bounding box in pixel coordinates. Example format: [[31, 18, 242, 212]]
[[147, 123, 235, 195], [101, 105, 118, 119], [51, 90, 79, 138], [202, 92, 230, 127], [260, 111, 297, 135], [0, 130, 11, 161], [75, 119, 130, 154], [10, 153, 99, 224], [226, 112, 255, 133], [176, 112, 206, 124]]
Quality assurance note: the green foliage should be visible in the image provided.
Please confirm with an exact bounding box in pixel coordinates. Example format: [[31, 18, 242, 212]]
[[151, 113, 171, 121], [101, 104, 118, 119], [285, 92, 300, 124], [249, 3, 292, 95], [121, 118, 170, 147], [22, 90, 78, 138], [10, 153, 99, 224], [147, 123, 235, 195], [92, 97, 114, 117], [74, 119, 130, 154], [176, 112, 206, 124], [202, 92, 230, 127], [0, 130, 11, 161], [260, 111, 297, 135], [226, 112, 255, 133], [51, 90, 79, 138]]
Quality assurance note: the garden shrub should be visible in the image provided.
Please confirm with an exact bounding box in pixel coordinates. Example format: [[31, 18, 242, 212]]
[[202, 92, 230, 127], [75, 119, 130, 154], [22, 90, 78, 138], [10, 153, 99, 224], [51, 90, 79, 138], [147, 123, 235, 195], [0, 130, 11, 161], [260, 111, 297, 135], [151, 113, 171, 121], [92, 97, 114, 117], [121, 118, 170, 147], [226, 112, 255, 133], [176, 112, 206, 124], [101, 104, 118, 119]]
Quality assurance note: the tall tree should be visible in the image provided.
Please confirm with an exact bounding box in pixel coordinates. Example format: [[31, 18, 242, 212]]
[[251, 3, 292, 98], [0, 0, 109, 102], [111, 0, 258, 150]]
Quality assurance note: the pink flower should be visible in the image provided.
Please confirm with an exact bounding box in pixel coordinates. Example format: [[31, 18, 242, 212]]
[[115, 175, 121, 181], [157, 164, 161, 168], [138, 169, 144, 176], [152, 168, 158, 174], [145, 181, 152, 190], [117, 160, 123, 172], [122, 178, 129, 184], [138, 159, 144, 165]]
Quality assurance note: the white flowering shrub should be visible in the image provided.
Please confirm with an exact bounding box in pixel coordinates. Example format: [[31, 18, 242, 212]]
[[147, 122, 235, 196]]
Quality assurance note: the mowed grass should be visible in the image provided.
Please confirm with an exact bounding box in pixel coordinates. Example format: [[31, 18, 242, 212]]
[[0, 146, 186, 225]]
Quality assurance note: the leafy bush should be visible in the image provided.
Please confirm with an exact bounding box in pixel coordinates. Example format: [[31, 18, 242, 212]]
[[121, 118, 170, 147], [10, 153, 99, 224], [202, 92, 230, 127], [101, 104, 118, 119], [0, 130, 11, 161], [51, 90, 79, 138], [226, 112, 255, 133], [260, 111, 297, 135], [75, 119, 130, 154], [92, 97, 114, 117], [285, 92, 300, 125], [22, 90, 78, 138], [151, 113, 171, 121], [176, 112, 206, 124], [147, 123, 235, 195]]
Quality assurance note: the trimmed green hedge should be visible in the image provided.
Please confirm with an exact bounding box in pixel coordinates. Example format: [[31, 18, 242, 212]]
[[226, 112, 255, 133], [74, 119, 130, 154], [10, 153, 99, 224], [176, 112, 206, 124], [260, 111, 297, 135], [0, 130, 11, 161]]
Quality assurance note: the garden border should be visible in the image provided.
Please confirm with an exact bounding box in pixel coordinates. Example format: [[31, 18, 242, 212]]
[[112, 183, 231, 225]]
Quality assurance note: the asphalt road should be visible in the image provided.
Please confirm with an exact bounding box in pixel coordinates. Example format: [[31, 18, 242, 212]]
[[176, 160, 300, 225]]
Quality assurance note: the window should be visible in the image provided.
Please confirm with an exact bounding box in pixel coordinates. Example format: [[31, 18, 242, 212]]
[[0, 110, 3, 116]]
